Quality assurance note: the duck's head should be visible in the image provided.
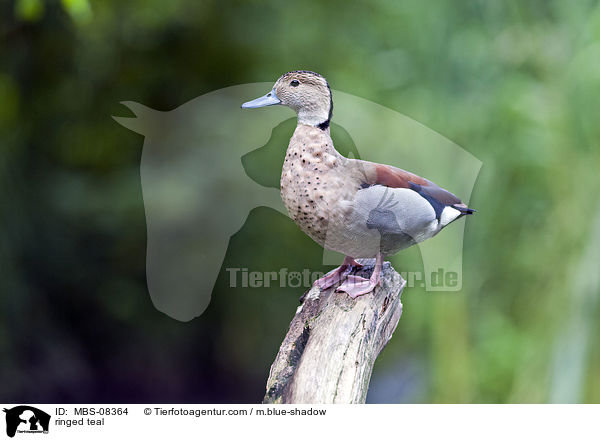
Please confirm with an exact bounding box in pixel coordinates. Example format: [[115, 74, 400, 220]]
[[242, 70, 333, 129]]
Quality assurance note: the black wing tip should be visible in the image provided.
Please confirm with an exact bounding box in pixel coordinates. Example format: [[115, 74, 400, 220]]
[[454, 205, 476, 215]]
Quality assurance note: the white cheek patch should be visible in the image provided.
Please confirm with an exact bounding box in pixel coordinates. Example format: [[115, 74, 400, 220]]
[[440, 206, 462, 227]]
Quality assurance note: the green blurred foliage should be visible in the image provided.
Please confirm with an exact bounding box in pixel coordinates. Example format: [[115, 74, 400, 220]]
[[1, 0, 599, 403]]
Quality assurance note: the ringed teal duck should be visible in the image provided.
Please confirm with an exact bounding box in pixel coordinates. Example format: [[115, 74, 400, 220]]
[[242, 70, 475, 298]]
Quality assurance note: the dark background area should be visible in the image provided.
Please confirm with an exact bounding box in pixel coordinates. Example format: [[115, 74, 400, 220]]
[[1, 0, 599, 403]]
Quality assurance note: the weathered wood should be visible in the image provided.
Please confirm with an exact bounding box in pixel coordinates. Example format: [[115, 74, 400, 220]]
[[263, 259, 405, 404]]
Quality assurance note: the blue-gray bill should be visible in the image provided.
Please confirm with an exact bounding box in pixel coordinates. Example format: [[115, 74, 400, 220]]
[[241, 89, 281, 108]]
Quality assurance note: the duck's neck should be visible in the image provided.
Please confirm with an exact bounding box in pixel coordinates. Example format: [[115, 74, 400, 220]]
[[297, 108, 331, 129], [296, 92, 333, 129], [290, 124, 339, 157]]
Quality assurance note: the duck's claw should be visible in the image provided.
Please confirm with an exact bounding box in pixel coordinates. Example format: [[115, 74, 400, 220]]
[[313, 269, 349, 290], [313, 256, 362, 290], [335, 252, 384, 299], [336, 275, 380, 298]]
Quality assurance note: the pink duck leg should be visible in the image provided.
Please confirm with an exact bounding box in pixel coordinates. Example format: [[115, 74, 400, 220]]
[[336, 253, 383, 299], [313, 256, 363, 290]]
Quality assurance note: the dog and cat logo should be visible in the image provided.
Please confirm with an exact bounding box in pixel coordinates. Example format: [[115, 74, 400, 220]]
[[3, 406, 50, 437]]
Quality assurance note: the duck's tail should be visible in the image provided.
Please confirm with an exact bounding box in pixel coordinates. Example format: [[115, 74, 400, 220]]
[[453, 203, 476, 215]]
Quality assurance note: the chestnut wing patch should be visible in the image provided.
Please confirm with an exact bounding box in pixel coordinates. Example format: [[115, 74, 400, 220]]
[[372, 164, 474, 220]]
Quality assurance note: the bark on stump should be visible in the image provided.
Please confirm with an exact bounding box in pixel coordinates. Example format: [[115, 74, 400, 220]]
[[264, 259, 406, 404]]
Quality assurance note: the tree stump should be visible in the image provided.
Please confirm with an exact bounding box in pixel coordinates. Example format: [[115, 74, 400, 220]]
[[263, 259, 406, 404]]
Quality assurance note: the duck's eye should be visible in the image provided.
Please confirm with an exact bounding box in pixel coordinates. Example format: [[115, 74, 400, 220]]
[[290, 80, 300, 87]]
